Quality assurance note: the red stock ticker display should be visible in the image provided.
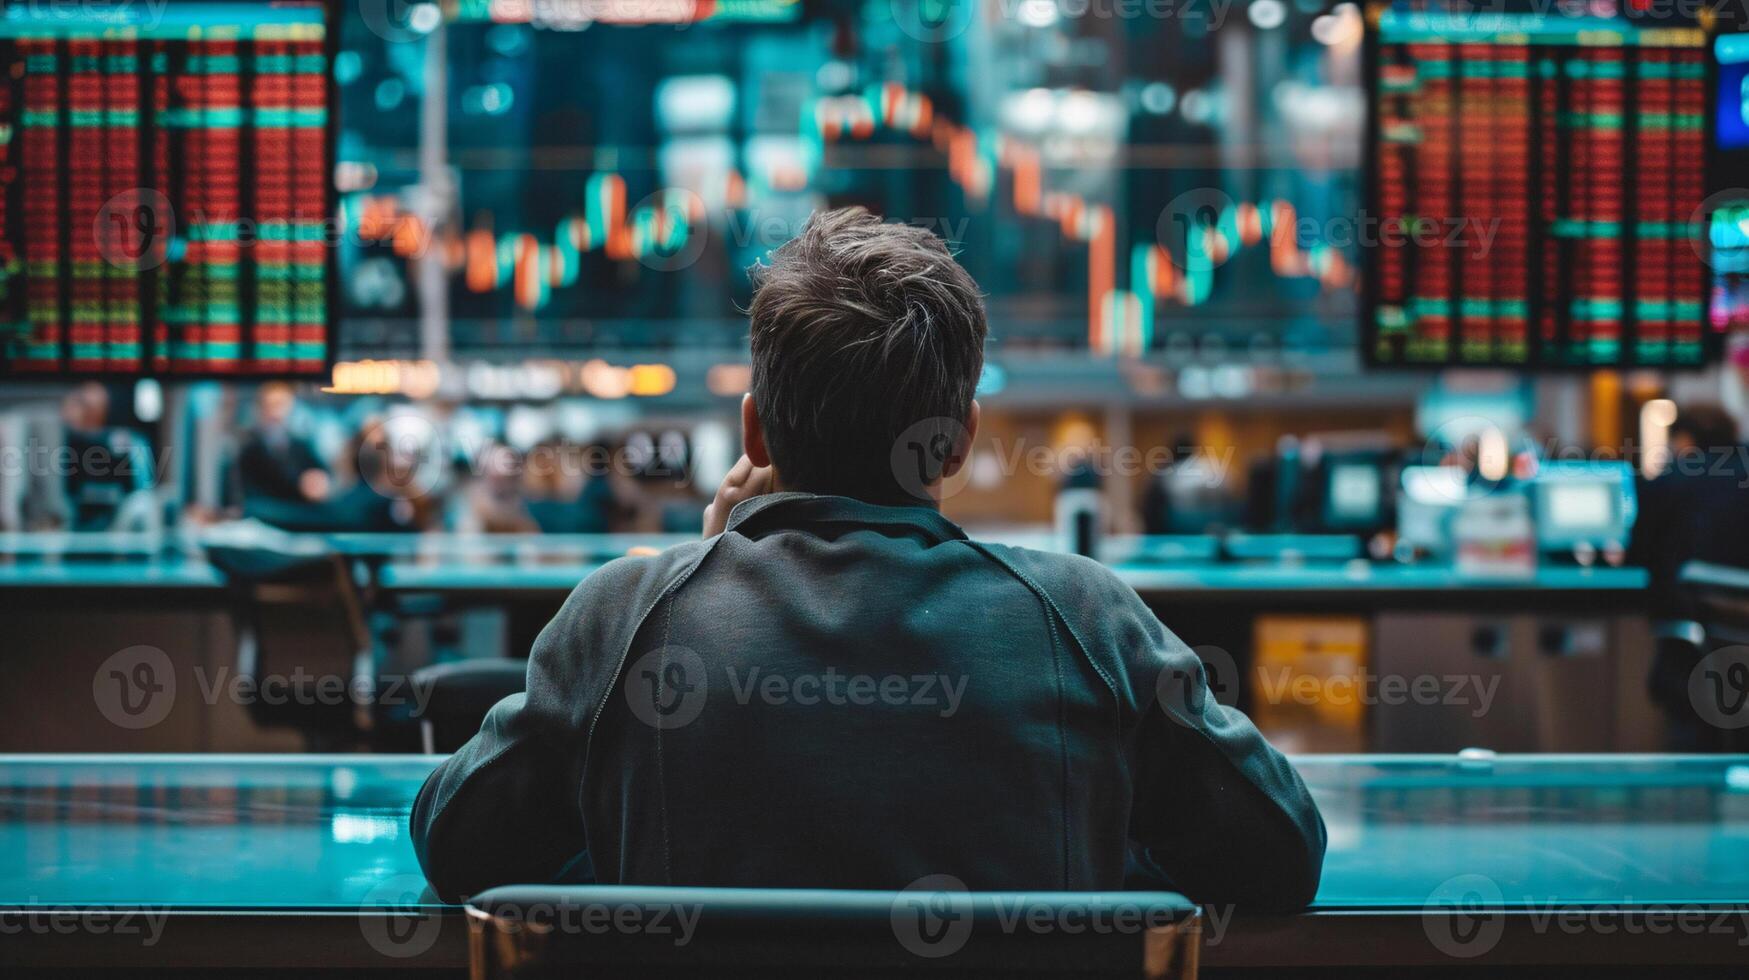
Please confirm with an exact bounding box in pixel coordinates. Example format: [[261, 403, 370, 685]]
[[1364, 0, 1721, 369], [0, 1, 334, 378]]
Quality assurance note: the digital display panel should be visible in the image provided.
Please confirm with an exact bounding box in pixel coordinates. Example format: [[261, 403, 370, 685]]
[[0, 0, 336, 378], [332, 0, 1367, 362], [1362, 0, 1724, 369]]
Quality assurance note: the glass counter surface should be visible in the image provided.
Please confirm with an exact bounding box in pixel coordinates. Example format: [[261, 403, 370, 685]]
[[2, 753, 1745, 912]]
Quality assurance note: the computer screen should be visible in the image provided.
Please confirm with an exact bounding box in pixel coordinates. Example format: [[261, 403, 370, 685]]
[[1326, 461, 1384, 526], [0, 0, 336, 378], [1533, 461, 1634, 550], [1546, 481, 1614, 530], [1361, 0, 1726, 369]]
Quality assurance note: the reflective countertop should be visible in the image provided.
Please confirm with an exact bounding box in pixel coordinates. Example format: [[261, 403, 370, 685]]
[[2, 753, 1744, 911]]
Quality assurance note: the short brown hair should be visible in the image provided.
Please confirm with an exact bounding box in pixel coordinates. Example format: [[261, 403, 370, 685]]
[[747, 207, 986, 503]]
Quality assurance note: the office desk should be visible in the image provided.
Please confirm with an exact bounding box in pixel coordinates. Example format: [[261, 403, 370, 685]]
[[3, 754, 1746, 975]]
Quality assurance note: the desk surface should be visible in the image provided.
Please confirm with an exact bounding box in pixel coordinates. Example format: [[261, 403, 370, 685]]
[[3, 753, 1744, 912], [0, 549, 1649, 596], [5, 753, 1746, 972], [0, 522, 1650, 600]]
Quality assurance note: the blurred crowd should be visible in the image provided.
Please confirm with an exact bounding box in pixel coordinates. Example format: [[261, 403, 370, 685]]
[[10, 381, 714, 536]]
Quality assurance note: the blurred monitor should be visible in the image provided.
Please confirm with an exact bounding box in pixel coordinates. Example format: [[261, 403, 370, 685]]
[[0, 0, 337, 378], [1325, 461, 1383, 528], [1396, 464, 1467, 554], [1318, 454, 1393, 533], [1532, 462, 1635, 552], [1362, 0, 1723, 369]]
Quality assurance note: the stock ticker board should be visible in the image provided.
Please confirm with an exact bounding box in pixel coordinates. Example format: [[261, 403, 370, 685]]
[[0, 0, 335, 378], [1362, 0, 1745, 370]]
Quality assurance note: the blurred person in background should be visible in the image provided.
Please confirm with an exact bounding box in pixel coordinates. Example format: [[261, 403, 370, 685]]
[[1629, 403, 1749, 748], [522, 440, 615, 534], [244, 413, 420, 533], [236, 382, 329, 506], [58, 382, 149, 531], [463, 442, 537, 534]]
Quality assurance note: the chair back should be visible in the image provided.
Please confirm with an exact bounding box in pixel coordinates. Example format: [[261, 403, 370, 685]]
[[1681, 561, 1749, 647], [207, 541, 373, 748], [403, 659, 527, 753], [466, 885, 1198, 980]]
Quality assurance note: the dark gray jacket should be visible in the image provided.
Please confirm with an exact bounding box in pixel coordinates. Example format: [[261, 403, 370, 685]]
[[412, 493, 1325, 908]]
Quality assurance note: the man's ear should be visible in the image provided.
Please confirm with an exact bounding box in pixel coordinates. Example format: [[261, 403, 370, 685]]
[[741, 393, 772, 468], [941, 400, 980, 480]]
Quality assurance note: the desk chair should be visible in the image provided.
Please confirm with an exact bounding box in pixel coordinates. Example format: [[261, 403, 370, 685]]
[[206, 544, 374, 750], [466, 885, 1199, 980], [1660, 562, 1749, 750], [402, 659, 527, 753]]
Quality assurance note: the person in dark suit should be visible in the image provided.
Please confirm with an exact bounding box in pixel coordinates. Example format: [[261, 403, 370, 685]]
[[411, 208, 1326, 910], [59, 382, 146, 531], [237, 382, 329, 506], [1629, 403, 1749, 748]]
